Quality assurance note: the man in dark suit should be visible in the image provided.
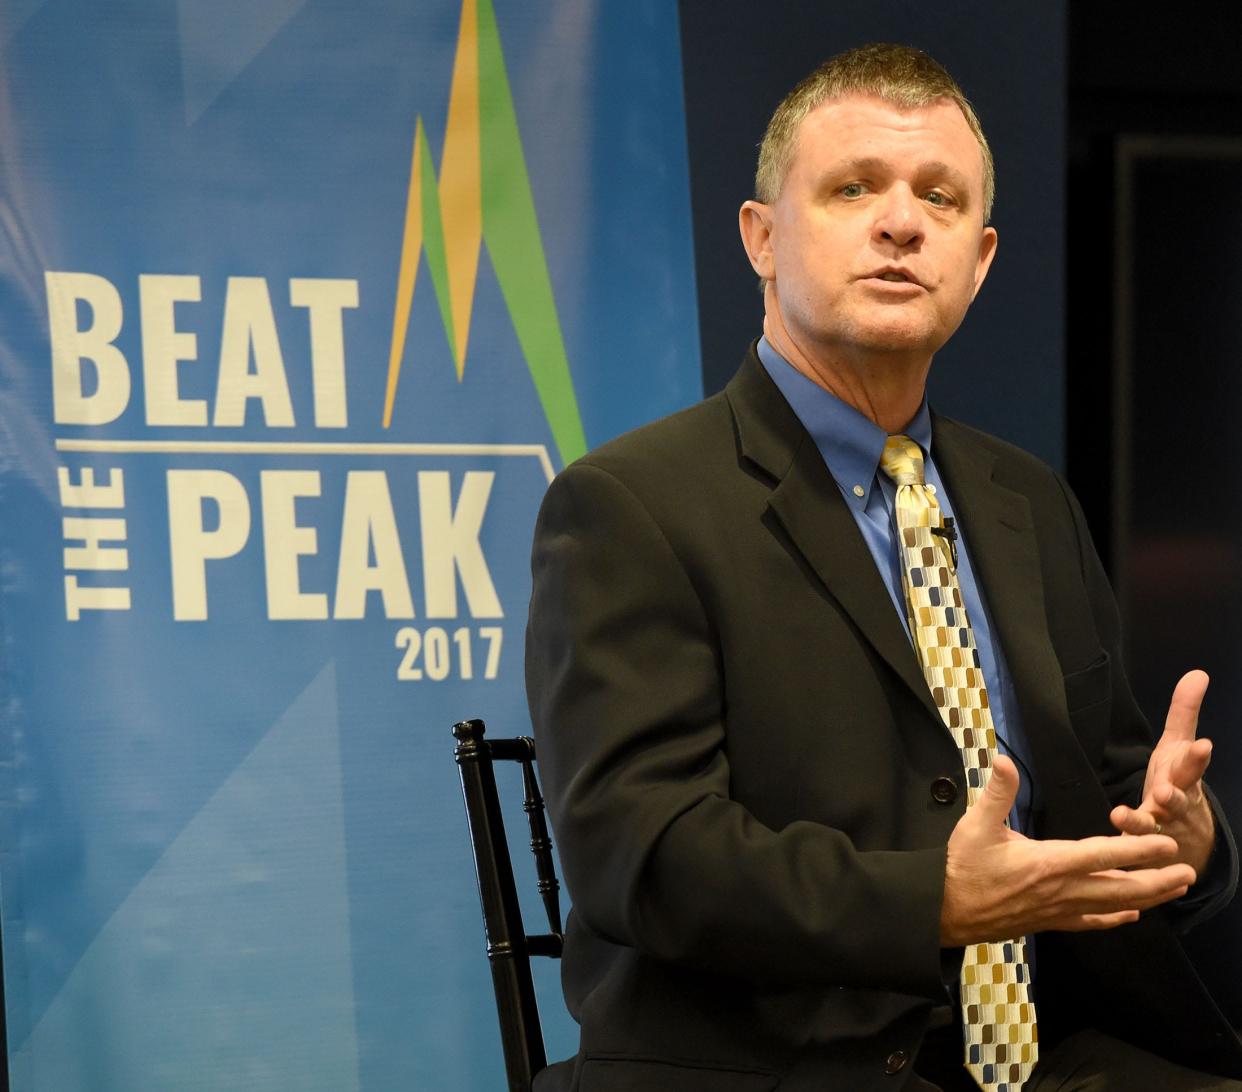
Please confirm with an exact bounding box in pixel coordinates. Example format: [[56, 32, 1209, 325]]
[[525, 44, 1242, 1090]]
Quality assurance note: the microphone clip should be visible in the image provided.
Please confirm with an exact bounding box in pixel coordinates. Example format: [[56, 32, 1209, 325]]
[[931, 517, 958, 571]]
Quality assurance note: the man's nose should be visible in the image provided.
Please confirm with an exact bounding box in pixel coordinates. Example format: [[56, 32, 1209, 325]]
[[873, 186, 924, 247]]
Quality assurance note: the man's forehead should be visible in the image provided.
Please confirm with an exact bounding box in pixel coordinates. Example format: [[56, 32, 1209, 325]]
[[798, 93, 974, 148], [789, 93, 983, 180]]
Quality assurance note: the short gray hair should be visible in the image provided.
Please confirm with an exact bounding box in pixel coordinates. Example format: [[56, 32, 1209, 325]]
[[755, 43, 994, 220]]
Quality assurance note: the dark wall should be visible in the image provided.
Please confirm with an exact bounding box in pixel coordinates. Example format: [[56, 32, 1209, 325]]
[[1068, 7, 1242, 1026], [1066, 6, 1242, 554], [678, 1, 1067, 467]]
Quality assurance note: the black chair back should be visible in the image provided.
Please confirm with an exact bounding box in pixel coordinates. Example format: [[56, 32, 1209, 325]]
[[453, 718, 564, 1092]]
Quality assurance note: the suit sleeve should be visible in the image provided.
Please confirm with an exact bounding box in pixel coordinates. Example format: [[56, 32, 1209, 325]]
[[526, 460, 951, 997], [1059, 473, 1239, 928]]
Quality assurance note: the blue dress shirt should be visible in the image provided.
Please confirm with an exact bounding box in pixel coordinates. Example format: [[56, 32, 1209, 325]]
[[758, 338, 1036, 831]]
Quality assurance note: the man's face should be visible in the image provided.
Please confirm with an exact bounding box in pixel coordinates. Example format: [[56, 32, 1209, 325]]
[[747, 93, 997, 360]]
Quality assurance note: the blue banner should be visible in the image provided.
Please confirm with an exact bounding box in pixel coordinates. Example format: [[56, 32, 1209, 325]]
[[0, 1, 701, 1087]]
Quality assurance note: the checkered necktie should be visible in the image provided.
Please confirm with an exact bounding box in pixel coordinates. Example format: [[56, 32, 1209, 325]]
[[880, 435, 1038, 1092]]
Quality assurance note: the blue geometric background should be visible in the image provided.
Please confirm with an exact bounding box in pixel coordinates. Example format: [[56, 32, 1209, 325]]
[[0, 2, 701, 1086]]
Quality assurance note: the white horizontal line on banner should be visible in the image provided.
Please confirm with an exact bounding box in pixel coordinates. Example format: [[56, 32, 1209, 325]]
[[53, 438, 557, 483]]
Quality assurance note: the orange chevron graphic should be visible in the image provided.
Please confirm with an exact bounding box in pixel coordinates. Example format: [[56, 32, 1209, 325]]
[[382, 0, 587, 468]]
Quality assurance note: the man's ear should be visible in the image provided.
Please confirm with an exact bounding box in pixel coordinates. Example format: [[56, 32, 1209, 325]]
[[970, 225, 998, 301], [739, 200, 775, 280]]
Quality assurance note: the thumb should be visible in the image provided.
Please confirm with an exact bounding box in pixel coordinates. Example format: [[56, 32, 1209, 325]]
[[974, 753, 1020, 828]]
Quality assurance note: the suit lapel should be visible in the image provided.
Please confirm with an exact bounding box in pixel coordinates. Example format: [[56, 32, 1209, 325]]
[[726, 350, 944, 726], [726, 350, 1095, 783], [932, 417, 1088, 815]]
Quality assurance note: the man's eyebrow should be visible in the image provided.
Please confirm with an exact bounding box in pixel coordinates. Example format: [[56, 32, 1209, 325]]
[[818, 157, 974, 195], [822, 156, 891, 178], [919, 160, 972, 192]]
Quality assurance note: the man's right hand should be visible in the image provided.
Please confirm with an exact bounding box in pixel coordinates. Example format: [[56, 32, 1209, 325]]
[[940, 754, 1196, 947]]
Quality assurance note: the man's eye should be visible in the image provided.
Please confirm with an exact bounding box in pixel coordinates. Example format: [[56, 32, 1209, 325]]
[[840, 183, 865, 199], [924, 191, 953, 207]]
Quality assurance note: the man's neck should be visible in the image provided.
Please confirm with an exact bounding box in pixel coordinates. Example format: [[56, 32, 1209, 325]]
[[762, 312, 930, 435]]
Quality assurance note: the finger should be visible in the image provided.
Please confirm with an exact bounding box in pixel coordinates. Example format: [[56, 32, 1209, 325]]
[[985, 910, 1141, 940], [1066, 866, 1193, 917], [1150, 782, 1201, 821], [1074, 910, 1141, 931], [969, 863, 1192, 940], [1048, 832, 1179, 875], [1167, 738, 1212, 791], [1085, 864, 1196, 894], [1110, 804, 1161, 836], [1022, 868, 1191, 935], [973, 754, 1020, 829], [1161, 669, 1209, 744]]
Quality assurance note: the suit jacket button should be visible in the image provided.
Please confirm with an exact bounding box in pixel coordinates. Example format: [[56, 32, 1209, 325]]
[[884, 1049, 909, 1074], [931, 777, 958, 804]]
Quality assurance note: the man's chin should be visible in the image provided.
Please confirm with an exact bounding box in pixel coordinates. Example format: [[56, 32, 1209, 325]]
[[845, 323, 943, 356], [810, 303, 945, 355]]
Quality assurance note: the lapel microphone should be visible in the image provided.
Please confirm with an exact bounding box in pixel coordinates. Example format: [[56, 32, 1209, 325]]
[[930, 517, 958, 570]]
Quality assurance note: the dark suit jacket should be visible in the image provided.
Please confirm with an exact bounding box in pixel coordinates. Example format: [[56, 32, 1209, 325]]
[[525, 347, 1242, 1091]]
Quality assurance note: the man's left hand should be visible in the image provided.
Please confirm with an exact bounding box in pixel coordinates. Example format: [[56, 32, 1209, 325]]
[[1110, 669, 1217, 878]]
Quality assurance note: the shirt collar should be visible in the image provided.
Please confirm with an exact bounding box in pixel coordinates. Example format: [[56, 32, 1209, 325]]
[[757, 336, 932, 511]]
